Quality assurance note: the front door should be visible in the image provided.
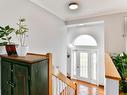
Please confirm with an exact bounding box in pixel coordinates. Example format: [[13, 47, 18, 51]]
[[73, 50, 98, 84]]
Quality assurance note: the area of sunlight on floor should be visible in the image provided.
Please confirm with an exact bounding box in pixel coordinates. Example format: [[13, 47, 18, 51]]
[[79, 84, 97, 95]]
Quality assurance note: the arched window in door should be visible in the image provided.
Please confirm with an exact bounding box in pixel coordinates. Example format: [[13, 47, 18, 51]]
[[73, 35, 97, 46]]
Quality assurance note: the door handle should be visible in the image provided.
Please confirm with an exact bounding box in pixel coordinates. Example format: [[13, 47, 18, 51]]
[[7, 81, 15, 88], [10, 82, 15, 88], [77, 66, 80, 68]]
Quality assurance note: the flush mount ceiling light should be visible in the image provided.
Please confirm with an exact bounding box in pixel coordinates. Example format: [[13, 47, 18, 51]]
[[69, 2, 79, 10]]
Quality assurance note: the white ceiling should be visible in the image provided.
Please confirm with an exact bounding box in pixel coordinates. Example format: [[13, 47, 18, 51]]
[[30, 0, 127, 21]]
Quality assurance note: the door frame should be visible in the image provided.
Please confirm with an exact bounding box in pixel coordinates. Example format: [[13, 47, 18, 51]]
[[71, 46, 99, 84]]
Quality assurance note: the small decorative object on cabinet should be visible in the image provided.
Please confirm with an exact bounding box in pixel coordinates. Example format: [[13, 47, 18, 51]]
[[0, 45, 6, 54], [15, 18, 29, 56], [0, 53, 52, 95]]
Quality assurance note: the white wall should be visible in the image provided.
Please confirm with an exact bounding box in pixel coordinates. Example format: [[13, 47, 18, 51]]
[[66, 12, 127, 54], [0, 0, 67, 74], [105, 78, 119, 95], [67, 24, 104, 85]]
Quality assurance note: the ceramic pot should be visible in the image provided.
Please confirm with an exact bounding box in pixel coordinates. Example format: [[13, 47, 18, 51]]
[[16, 46, 29, 56], [5, 44, 17, 56], [0, 46, 6, 54]]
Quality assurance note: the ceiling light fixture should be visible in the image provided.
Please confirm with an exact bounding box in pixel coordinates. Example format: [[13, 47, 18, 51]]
[[69, 2, 79, 10]]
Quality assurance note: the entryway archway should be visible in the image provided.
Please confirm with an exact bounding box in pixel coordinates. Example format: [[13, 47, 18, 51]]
[[71, 35, 98, 84]]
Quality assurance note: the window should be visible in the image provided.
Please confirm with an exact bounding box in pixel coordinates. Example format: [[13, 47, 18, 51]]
[[73, 52, 76, 76], [91, 52, 97, 80], [80, 52, 88, 78], [73, 35, 97, 46]]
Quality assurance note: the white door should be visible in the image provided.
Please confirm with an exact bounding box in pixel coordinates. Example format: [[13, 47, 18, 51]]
[[72, 50, 98, 84]]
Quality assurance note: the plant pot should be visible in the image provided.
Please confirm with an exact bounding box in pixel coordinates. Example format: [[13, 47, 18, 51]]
[[5, 45, 17, 56], [0, 46, 6, 54], [16, 46, 29, 56]]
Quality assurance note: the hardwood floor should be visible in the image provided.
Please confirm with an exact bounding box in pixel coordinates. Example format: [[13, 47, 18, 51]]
[[75, 80, 104, 95], [120, 92, 127, 95]]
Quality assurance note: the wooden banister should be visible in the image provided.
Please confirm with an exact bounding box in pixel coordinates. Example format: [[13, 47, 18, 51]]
[[105, 53, 121, 80], [52, 66, 77, 95], [52, 67, 77, 89], [45, 53, 77, 95]]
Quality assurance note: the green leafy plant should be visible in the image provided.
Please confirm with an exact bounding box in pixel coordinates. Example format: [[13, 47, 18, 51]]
[[112, 52, 127, 92], [0, 25, 15, 45], [15, 18, 28, 46]]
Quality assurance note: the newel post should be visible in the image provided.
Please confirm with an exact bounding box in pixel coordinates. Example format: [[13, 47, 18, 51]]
[[47, 53, 52, 95]]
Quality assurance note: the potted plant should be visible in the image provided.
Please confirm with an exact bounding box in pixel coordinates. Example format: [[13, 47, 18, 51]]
[[0, 32, 7, 54], [0, 25, 17, 56], [15, 18, 29, 56], [112, 52, 127, 93]]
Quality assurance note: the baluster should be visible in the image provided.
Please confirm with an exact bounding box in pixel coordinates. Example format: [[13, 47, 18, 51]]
[[65, 85, 67, 95], [63, 83, 65, 95], [56, 78, 58, 95], [68, 86, 69, 95], [63, 82, 65, 95], [59, 80, 61, 95], [65, 84, 67, 95], [64, 83, 66, 95], [68, 86, 71, 95], [52, 76, 54, 95], [62, 81, 63, 95], [66, 84, 67, 95], [66, 85, 67, 95]]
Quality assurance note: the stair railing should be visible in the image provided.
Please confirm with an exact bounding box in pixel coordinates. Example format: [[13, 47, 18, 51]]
[[46, 53, 77, 95], [52, 67, 77, 95]]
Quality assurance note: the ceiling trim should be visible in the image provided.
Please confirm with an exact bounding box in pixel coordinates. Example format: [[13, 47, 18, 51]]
[[30, 0, 64, 21], [65, 8, 127, 21], [67, 21, 104, 28]]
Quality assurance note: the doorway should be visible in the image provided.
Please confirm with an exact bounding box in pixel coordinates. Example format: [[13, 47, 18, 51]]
[[67, 21, 104, 86], [72, 49, 98, 84]]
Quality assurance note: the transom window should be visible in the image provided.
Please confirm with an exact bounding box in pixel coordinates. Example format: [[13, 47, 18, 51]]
[[73, 35, 97, 46]]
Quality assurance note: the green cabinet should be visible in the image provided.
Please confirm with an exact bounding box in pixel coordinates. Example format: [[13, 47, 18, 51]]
[[1, 54, 50, 95], [1, 61, 11, 95], [13, 64, 29, 95]]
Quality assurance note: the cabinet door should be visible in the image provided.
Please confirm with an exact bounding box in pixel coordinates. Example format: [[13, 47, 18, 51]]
[[13, 64, 29, 95], [1, 61, 11, 95], [31, 60, 48, 95]]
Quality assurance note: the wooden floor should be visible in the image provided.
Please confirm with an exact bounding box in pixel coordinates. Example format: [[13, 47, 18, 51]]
[[75, 81, 104, 95], [120, 92, 127, 95]]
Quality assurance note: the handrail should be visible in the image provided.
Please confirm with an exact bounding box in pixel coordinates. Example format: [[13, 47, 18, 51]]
[[52, 66, 77, 95], [105, 53, 121, 80], [46, 53, 77, 95]]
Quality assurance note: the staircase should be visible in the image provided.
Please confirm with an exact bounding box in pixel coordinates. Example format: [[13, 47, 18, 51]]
[[52, 67, 77, 95], [47, 53, 77, 95]]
